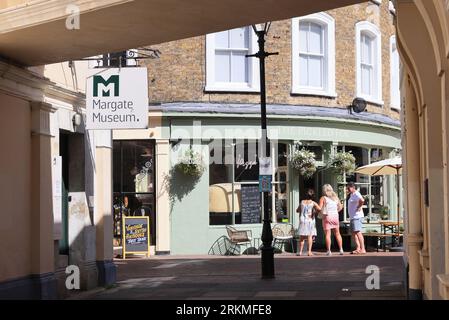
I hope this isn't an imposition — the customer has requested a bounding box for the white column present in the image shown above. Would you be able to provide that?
[30,101,58,299]
[93,130,116,285]
[155,139,171,253]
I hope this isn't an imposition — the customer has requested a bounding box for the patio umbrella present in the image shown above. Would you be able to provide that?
[355,157,402,241]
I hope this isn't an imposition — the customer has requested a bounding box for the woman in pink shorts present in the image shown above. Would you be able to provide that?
[319,184,344,256]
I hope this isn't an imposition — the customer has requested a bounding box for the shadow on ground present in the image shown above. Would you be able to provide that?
[69,253,406,300]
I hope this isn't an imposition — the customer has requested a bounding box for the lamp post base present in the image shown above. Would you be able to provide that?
[261,246,275,279]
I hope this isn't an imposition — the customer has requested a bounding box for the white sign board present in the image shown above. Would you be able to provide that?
[259,157,273,176]
[86,67,149,129]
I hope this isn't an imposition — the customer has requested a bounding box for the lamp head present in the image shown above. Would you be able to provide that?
[252,22,272,35]
[72,113,82,128]
[350,98,367,114]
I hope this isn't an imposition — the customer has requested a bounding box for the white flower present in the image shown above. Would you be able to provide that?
[289,149,317,179]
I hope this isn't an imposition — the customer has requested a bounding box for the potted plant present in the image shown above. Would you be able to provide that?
[379,205,390,220]
[175,148,205,177]
[289,148,317,179]
[328,151,356,175]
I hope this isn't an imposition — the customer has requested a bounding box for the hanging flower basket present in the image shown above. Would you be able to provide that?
[175,148,205,177]
[328,151,356,174]
[289,148,317,179]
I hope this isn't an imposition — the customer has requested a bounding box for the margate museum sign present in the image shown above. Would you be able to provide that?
[86,67,149,129]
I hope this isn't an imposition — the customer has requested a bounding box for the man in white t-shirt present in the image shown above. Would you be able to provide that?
[347,182,366,254]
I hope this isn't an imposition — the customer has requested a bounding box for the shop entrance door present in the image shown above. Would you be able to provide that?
[113,140,156,249]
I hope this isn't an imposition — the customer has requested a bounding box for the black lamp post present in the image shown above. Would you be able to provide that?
[246,22,278,279]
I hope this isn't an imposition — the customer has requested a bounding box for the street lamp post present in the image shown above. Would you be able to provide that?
[246,22,278,279]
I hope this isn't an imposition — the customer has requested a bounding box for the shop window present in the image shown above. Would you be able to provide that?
[337,146,390,222]
[113,140,156,246]
[209,140,290,226]
[272,143,289,223]
[205,27,260,92]
[209,140,261,225]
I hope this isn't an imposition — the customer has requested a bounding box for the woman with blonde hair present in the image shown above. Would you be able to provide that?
[319,184,344,256]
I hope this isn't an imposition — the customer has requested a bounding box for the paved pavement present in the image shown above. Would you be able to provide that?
[70,252,406,300]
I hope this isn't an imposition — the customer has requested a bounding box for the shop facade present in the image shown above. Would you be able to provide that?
[113,103,401,255]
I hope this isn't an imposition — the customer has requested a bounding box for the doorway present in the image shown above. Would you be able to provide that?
[113,140,156,248]
[59,132,69,255]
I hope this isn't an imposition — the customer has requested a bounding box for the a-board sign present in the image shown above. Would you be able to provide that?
[122,216,150,259]
[241,185,261,224]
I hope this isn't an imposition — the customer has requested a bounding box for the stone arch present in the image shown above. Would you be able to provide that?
[433,0,449,60]
[396,0,448,299]
[415,0,449,75]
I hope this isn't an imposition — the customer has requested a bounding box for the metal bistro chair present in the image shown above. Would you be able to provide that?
[226,225,252,255]
[272,223,295,254]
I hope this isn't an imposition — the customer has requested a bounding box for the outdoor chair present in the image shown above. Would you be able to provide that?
[271,223,295,254]
[226,225,252,255]
[208,236,235,256]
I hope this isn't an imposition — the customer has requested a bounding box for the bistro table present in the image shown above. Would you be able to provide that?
[379,220,403,247]
[341,220,403,251]
[380,221,400,233]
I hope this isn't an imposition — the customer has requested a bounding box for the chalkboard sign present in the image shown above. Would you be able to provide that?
[241,185,261,224]
[122,216,150,258]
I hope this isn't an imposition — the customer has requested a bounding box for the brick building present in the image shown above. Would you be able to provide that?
[112,0,402,255]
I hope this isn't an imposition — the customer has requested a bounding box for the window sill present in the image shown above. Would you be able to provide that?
[205,85,260,94]
[356,95,384,107]
[391,106,401,112]
[291,89,337,99]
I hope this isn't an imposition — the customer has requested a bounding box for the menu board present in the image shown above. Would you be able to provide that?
[241,185,261,224]
[122,216,150,258]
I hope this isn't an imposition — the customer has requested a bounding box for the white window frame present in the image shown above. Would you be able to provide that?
[389,1,396,14]
[291,12,336,97]
[356,21,383,105]
[390,35,401,110]
[205,27,260,92]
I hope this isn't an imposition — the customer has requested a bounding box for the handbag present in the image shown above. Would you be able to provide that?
[318,198,328,219]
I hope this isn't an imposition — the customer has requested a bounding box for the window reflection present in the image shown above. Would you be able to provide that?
[208,140,289,225]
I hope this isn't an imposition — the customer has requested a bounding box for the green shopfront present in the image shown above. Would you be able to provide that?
[113,103,402,255]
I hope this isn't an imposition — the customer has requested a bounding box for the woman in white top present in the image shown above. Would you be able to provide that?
[296,188,321,256]
[319,184,344,256]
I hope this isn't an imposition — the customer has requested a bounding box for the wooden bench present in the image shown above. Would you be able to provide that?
[364,232,403,252]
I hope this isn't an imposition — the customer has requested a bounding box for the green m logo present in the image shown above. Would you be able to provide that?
[93,75,119,97]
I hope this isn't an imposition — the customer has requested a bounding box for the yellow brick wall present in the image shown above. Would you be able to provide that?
[144,1,399,120]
